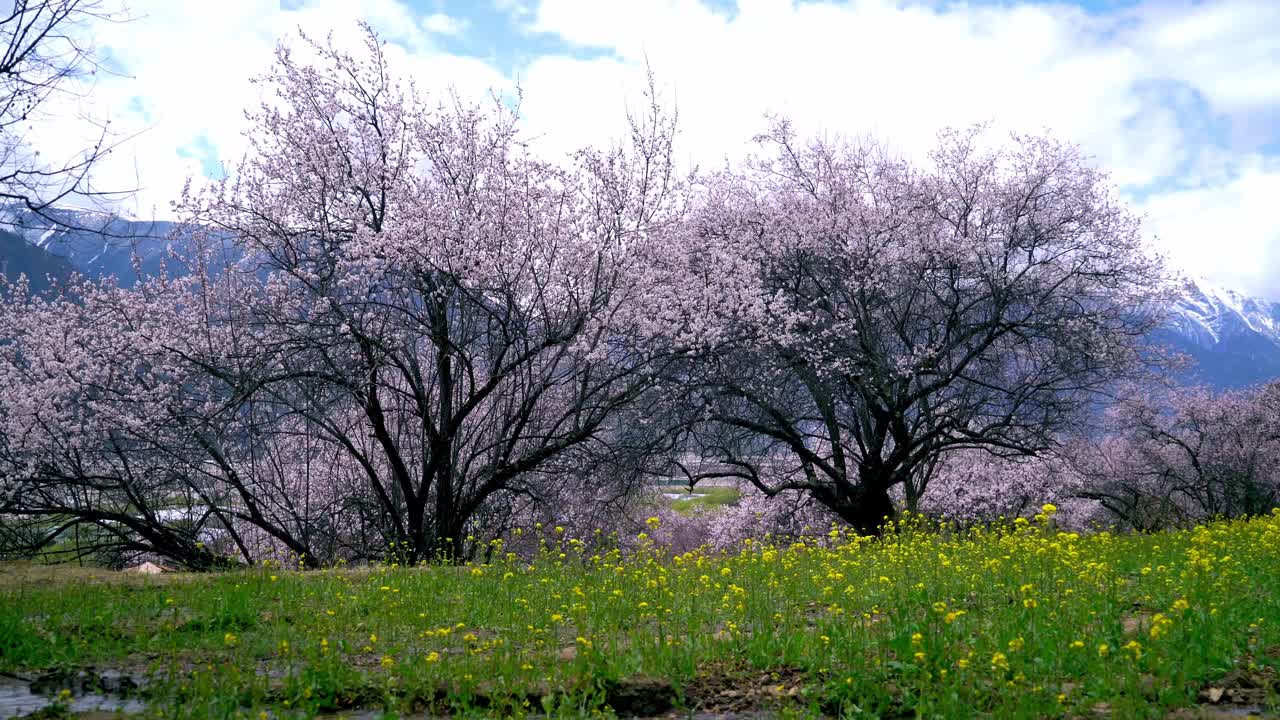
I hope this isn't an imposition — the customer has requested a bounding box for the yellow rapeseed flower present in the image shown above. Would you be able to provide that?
[1149,613,1173,639]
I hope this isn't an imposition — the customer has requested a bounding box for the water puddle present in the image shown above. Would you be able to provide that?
[0,672,146,718]
[661,492,707,500]
[1205,707,1269,718]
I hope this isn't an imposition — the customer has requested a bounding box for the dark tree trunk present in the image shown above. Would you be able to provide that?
[424,514,466,564]
[813,482,897,537]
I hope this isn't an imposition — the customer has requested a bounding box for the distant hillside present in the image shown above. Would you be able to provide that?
[0,227,75,294]
[0,205,182,286]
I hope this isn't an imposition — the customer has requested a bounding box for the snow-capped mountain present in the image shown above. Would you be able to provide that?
[1155,278,1280,388]
[0,204,182,285]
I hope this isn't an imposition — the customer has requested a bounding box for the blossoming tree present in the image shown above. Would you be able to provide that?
[647,120,1167,535]
[1072,383,1280,529]
[172,28,684,563]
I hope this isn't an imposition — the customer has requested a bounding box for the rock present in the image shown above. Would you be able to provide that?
[604,676,676,717]
[122,561,168,574]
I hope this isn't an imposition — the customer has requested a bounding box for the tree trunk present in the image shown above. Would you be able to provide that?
[813,482,897,537]
[424,513,466,564]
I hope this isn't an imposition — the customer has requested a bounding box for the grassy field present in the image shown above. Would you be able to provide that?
[661,486,742,515]
[2,508,1279,719]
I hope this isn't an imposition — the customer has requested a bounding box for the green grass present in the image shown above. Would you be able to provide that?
[1,511,1279,718]
[667,486,741,515]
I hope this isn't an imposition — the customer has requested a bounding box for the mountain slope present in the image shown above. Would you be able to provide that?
[1155,279,1280,388]
[0,228,76,294]
[0,205,241,286]
[0,205,182,286]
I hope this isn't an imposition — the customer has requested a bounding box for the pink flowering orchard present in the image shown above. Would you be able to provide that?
[0,25,1189,567]
[1071,383,1280,530]
[643,120,1168,535]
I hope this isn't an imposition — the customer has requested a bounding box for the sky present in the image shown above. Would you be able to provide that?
[31,0,1280,296]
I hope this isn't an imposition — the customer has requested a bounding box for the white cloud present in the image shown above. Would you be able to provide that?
[515,0,1280,293]
[422,13,468,36]
[1136,0,1280,118]
[21,0,1280,295]
[1136,159,1280,298]
[26,0,488,219]
[492,0,535,22]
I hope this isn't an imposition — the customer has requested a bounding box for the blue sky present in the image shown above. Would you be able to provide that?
[33,0,1280,295]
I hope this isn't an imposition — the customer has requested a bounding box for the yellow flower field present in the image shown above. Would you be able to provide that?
[2,507,1279,718]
